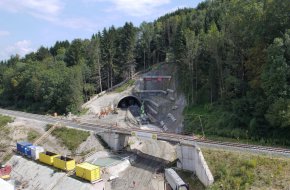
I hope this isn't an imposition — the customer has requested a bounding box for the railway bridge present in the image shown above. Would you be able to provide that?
[0,108,214,186]
[2,108,290,186]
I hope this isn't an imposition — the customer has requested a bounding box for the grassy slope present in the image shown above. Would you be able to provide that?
[0,115,13,128]
[27,130,41,142]
[0,115,13,139]
[202,148,290,190]
[114,79,135,93]
[0,115,13,162]
[50,127,90,153]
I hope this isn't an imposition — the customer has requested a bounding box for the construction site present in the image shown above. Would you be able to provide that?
[1,62,290,190]
[0,63,214,190]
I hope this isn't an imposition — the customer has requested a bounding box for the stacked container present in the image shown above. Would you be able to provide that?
[15,142,103,183]
[53,156,76,171]
[76,163,101,183]
[16,142,32,155]
[28,146,45,160]
[39,151,60,165]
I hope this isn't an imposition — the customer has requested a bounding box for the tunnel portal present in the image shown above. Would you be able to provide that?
[117,95,142,108]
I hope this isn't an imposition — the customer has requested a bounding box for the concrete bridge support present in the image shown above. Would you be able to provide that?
[177,143,214,187]
[99,132,129,151]
[99,132,214,186]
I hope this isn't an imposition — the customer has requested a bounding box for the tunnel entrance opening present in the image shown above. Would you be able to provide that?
[117,96,141,109]
[117,95,149,124]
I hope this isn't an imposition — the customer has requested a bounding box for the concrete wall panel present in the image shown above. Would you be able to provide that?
[177,144,214,187]
[99,132,128,151]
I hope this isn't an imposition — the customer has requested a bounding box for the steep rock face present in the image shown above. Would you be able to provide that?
[133,63,186,133]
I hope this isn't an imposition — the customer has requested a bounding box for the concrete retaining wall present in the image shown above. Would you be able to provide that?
[176,144,214,187]
[195,147,214,187]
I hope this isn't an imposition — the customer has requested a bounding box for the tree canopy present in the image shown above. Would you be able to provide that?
[0,0,289,145]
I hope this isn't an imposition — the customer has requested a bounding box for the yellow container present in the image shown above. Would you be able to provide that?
[53,156,76,171]
[76,163,100,183]
[39,151,60,165]
[1,175,10,180]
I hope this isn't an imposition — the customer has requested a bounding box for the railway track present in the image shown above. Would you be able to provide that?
[1,108,290,156]
[196,138,290,154]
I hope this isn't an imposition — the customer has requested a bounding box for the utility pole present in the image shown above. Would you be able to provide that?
[197,115,205,138]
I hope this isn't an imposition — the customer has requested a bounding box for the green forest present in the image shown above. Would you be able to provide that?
[0,0,289,145]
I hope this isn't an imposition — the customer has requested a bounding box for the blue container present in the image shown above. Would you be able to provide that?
[26,145,35,158]
[16,142,33,155]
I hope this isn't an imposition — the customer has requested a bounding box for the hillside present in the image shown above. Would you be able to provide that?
[0,0,289,146]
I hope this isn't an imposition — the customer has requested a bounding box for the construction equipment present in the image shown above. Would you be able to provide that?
[53,156,76,171]
[0,164,12,180]
[0,122,59,181]
[75,163,101,183]
[39,151,60,166]
[46,149,100,190]
[165,168,188,190]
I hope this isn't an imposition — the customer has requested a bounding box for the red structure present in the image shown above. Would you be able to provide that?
[143,76,171,81]
[0,165,12,179]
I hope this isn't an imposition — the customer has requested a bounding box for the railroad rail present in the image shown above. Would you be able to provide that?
[196,139,290,155]
[1,108,290,157]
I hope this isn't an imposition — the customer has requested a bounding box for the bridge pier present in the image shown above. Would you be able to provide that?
[176,143,214,187]
[99,132,129,151]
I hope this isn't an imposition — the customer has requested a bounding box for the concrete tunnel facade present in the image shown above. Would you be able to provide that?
[116,95,142,108]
